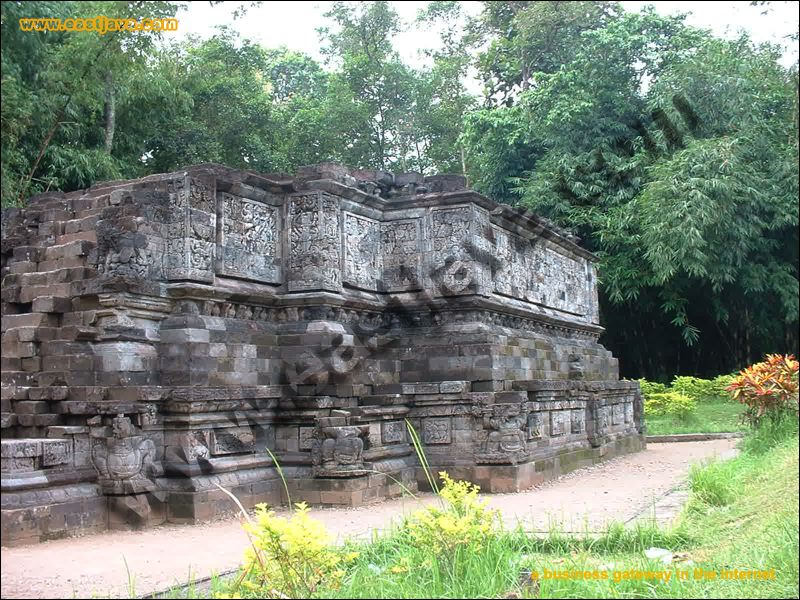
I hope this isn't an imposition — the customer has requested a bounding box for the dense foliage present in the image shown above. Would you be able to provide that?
[1,1,797,378]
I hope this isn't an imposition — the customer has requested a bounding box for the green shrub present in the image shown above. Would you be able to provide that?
[671,375,729,402]
[644,391,697,420]
[641,374,738,404]
[637,378,668,398]
[711,373,736,398]
[402,472,500,576]
[234,502,347,598]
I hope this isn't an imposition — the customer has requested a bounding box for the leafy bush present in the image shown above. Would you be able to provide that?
[726,354,799,427]
[671,375,735,402]
[637,379,668,397]
[236,501,346,598]
[403,472,500,573]
[644,391,697,420]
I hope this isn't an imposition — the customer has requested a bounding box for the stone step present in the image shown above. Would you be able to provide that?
[1,313,58,332]
[19,267,94,287]
[61,214,99,234]
[12,400,49,415]
[37,257,89,272]
[12,246,45,263]
[6,261,38,275]
[31,296,72,314]
[357,394,406,406]
[55,230,97,246]
[42,239,95,261]
[47,425,89,438]
[15,413,62,427]
[19,283,73,304]
[2,327,60,345]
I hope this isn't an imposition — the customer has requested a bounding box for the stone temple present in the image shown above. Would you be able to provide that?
[0,163,644,545]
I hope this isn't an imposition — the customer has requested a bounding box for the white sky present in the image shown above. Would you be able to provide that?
[173,0,799,73]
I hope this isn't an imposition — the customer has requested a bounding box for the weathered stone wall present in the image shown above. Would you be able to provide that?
[1,163,643,545]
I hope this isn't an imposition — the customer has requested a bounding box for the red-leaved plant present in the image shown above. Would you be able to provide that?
[726,354,799,426]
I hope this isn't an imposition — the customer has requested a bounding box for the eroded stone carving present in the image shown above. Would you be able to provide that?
[423,418,451,445]
[381,421,405,444]
[571,409,585,434]
[527,412,543,440]
[568,354,585,380]
[165,175,216,281]
[42,440,72,467]
[479,403,527,463]
[381,219,422,290]
[92,415,162,493]
[208,428,255,455]
[218,193,280,282]
[312,414,370,477]
[344,213,380,290]
[550,411,570,436]
[288,192,341,291]
[431,206,477,295]
[612,404,625,425]
[178,431,210,463]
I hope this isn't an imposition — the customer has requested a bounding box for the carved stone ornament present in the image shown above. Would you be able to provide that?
[312,413,370,477]
[477,403,528,464]
[92,415,163,493]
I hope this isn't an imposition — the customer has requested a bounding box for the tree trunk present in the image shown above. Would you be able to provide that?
[104,70,115,154]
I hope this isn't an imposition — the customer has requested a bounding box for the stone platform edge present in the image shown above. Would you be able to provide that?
[646,432,744,443]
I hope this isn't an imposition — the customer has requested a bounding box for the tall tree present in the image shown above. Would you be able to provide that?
[319,1,413,170]
[484,11,800,377]
[1,0,182,205]
[474,1,620,106]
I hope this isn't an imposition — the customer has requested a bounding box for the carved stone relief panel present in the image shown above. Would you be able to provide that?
[312,423,370,477]
[165,174,216,282]
[527,412,543,440]
[423,418,451,445]
[492,226,514,297]
[208,428,255,455]
[571,409,585,434]
[299,427,315,451]
[550,410,570,436]
[343,213,381,290]
[596,406,610,433]
[612,404,625,426]
[381,421,405,444]
[288,192,342,292]
[430,206,479,296]
[42,440,72,467]
[483,403,527,456]
[217,193,281,283]
[381,219,422,291]
[490,222,593,319]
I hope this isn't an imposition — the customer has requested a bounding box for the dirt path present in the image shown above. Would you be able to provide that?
[0,439,738,599]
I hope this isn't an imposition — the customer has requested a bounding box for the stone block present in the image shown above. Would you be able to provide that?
[31,296,72,314]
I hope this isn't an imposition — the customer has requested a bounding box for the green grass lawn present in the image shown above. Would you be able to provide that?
[197,420,797,599]
[645,398,747,435]
[329,424,798,599]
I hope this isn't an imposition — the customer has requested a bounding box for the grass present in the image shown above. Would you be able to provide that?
[251,419,799,598]
[160,418,797,599]
[645,397,746,435]
[323,420,797,599]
